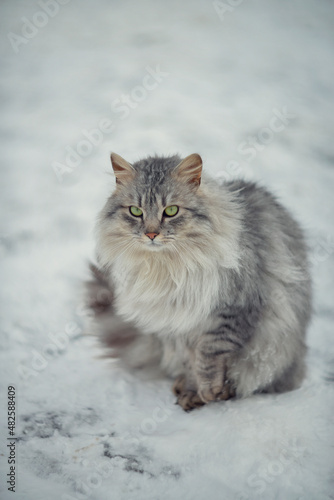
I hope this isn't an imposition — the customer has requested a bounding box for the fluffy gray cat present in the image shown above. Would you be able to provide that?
[86,152,312,411]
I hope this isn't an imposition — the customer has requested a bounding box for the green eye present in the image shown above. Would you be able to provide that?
[164,205,179,217]
[129,206,143,217]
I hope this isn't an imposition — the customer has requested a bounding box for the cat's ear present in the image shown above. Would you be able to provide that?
[110,153,135,186]
[173,153,202,187]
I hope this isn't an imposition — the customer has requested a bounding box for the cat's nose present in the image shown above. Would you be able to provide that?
[145,232,159,240]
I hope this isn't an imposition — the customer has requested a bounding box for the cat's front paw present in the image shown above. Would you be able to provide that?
[176,390,205,412]
[198,381,235,403]
[172,376,205,411]
[172,375,186,396]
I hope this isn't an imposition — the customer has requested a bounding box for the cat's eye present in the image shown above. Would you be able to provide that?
[164,205,179,217]
[129,206,143,217]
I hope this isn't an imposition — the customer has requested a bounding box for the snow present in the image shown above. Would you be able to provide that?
[1,0,334,499]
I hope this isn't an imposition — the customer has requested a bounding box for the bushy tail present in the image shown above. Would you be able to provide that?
[84,263,162,369]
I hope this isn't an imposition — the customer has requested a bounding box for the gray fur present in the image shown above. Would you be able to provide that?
[87,153,312,410]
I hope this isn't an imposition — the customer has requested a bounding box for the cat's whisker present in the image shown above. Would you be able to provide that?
[111,239,138,261]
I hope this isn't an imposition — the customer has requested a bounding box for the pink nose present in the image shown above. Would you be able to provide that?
[146,232,159,240]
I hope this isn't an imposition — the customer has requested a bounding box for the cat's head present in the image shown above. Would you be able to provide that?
[97,152,215,257]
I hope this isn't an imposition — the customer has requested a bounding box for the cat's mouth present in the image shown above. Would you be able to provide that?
[140,235,170,251]
[144,240,164,250]
[137,234,175,251]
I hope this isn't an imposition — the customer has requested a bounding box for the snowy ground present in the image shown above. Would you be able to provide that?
[1,0,334,499]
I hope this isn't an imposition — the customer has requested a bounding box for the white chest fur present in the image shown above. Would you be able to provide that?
[110,254,222,338]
